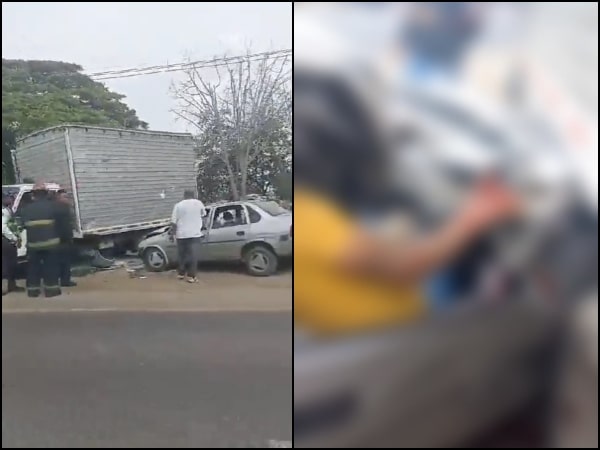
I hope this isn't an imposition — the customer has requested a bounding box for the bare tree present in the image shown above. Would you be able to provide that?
[171,50,291,200]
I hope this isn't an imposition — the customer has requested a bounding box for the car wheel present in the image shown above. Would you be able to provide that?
[143,247,168,272]
[244,245,278,276]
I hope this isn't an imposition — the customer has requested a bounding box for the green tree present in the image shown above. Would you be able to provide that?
[2,127,16,184]
[274,170,292,202]
[171,50,291,200]
[2,59,148,183]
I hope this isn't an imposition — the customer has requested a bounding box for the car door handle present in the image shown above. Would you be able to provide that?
[236,231,245,236]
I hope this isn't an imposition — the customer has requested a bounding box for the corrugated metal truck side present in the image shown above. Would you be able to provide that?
[14,125,197,238]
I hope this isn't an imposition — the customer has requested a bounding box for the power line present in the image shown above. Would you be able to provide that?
[90,49,291,77]
[93,52,291,81]
[89,49,292,81]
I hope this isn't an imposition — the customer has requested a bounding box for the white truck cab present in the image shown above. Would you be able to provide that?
[3,182,63,259]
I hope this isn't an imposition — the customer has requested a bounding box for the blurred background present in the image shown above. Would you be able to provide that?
[294,2,597,448]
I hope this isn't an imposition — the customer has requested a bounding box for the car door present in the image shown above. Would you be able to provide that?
[203,204,250,261]
[196,207,212,262]
[162,207,212,263]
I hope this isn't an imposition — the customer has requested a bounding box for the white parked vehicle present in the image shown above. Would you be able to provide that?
[3,182,63,259]
[138,200,293,276]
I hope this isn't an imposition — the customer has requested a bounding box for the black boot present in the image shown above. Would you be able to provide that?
[61,280,77,287]
[27,287,41,298]
[44,287,62,298]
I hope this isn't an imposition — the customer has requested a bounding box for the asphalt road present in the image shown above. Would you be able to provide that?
[2,311,292,448]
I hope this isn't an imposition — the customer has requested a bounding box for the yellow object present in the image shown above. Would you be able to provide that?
[24,219,55,227]
[294,189,425,336]
[27,237,60,249]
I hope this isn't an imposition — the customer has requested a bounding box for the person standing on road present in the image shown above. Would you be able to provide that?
[170,189,206,283]
[2,194,25,295]
[55,190,77,287]
[20,183,65,298]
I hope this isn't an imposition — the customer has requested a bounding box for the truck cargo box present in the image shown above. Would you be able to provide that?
[13,125,197,237]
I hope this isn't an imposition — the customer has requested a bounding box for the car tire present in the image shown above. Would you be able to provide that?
[143,247,168,272]
[244,245,278,277]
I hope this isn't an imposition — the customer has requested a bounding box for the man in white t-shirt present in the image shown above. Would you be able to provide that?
[170,190,207,283]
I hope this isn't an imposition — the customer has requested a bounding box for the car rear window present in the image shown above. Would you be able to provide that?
[254,201,290,216]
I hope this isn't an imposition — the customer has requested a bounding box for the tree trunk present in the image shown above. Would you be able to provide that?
[240,166,248,199]
[223,156,240,200]
[240,147,251,199]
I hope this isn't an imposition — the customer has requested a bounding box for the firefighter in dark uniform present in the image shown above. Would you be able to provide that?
[20,182,67,298]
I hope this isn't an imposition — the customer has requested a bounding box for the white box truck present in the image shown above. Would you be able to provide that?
[5,125,197,262]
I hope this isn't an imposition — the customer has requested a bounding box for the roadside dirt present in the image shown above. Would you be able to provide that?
[2,268,292,313]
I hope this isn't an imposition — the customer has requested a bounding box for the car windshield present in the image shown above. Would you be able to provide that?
[2,186,20,199]
[254,201,290,216]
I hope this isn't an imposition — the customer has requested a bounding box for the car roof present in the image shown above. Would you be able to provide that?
[206,199,275,208]
[3,183,62,190]
[207,200,243,208]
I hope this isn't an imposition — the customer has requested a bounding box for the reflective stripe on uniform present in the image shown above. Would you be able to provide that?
[25,219,55,227]
[28,238,60,249]
[26,287,41,292]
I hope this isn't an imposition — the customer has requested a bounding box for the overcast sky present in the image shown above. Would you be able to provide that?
[2,2,292,132]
